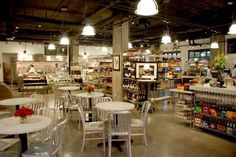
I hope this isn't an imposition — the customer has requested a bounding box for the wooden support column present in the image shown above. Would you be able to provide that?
[112,21,129,101]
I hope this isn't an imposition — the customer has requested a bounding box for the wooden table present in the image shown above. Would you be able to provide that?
[0,115,52,152]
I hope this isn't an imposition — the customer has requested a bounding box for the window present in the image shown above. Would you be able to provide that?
[188,49,210,61]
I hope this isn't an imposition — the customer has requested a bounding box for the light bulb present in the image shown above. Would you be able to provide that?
[48,43,56,50]
[161,34,171,44]
[228,23,236,34]
[210,42,219,49]
[59,36,70,45]
[81,24,96,36]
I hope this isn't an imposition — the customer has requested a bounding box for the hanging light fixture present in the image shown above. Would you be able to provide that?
[135,0,159,16]
[228,2,236,34]
[228,22,236,34]
[102,46,108,52]
[128,42,133,49]
[210,42,219,49]
[81,0,96,36]
[59,7,70,45]
[82,24,96,36]
[161,2,171,44]
[59,36,70,45]
[48,43,56,50]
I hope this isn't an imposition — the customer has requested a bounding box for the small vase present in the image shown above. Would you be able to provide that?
[20,117,28,124]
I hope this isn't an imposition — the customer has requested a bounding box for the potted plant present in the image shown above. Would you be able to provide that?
[213,52,227,71]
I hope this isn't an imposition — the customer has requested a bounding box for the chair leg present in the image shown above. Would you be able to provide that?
[81,133,85,152]
[143,127,147,146]
[57,146,63,157]
[103,131,105,151]
[108,135,112,157]
[129,135,132,157]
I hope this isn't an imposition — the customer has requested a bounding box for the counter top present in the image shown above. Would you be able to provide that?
[189,85,236,95]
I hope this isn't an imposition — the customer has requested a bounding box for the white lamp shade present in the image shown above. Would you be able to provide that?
[228,23,236,34]
[59,36,70,45]
[128,42,133,49]
[48,43,56,50]
[81,25,96,36]
[102,46,108,52]
[135,0,159,16]
[161,34,171,44]
[210,42,219,49]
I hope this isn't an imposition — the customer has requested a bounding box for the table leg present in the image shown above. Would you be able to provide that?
[19,133,28,152]
[88,98,92,122]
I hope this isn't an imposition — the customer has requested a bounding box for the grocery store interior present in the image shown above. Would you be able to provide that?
[0,0,236,157]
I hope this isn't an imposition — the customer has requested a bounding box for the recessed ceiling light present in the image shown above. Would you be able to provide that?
[38,24,42,28]
[15,26,19,29]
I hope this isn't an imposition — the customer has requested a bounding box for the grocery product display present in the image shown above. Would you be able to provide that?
[194,90,236,137]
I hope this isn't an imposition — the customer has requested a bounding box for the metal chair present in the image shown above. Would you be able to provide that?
[77,105,105,152]
[28,108,59,144]
[131,101,151,146]
[27,94,45,115]
[22,118,67,157]
[94,97,112,121]
[108,111,132,157]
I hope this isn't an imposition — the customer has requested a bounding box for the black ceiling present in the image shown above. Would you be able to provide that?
[0,0,235,46]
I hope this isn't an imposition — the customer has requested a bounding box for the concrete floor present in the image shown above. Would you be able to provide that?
[10,91,236,157]
[41,93,236,157]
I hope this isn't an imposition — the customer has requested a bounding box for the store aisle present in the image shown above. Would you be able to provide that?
[44,94,236,157]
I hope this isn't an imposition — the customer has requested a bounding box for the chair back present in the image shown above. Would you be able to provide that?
[93,97,112,105]
[140,101,151,125]
[38,108,58,134]
[28,94,45,115]
[77,105,86,131]
[108,111,132,134]
[51,118,67,156]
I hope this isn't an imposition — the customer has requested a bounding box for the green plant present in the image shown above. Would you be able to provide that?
[213,52,226,71]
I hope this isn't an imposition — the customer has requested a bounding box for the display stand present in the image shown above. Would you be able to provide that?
[170,89,195,128]
[190,86,236,137]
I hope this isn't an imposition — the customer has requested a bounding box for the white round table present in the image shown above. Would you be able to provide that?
[95,101,135,121]
[0,97,37,110]
[96,101,134,111]
[74,92,104,107]
[0,115,52,152]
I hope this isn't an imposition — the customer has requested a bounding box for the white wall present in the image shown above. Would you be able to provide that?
[79,45,113,56]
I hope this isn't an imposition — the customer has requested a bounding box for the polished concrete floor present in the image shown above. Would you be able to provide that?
[42,93,236,157]
[5,89,235,157]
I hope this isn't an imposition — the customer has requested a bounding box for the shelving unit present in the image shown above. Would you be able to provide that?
[19,76,49,93]
[191,86,236,137]
[170,89,195,127]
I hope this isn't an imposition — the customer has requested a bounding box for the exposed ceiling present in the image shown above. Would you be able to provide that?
[0,0,235,46]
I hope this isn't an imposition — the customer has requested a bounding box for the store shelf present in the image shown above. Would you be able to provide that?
[195,112,236,122]
[195,125,236,138]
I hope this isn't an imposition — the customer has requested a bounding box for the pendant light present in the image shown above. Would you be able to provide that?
[128,42,133,49]
[81,0,96,36]
[210,42,219,49]
[59,7,70,45]
[48,32,56,50]
[161,2,171,44]
[60,36,70,45]
[210,35,219,49]
[82,24,96,36]
[48,43,56,50]
[135,0,159,16]
[228,3,236,34]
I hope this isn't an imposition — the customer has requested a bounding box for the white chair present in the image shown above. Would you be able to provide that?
[77,105,105,152]
[0,138,21,157]
[131,101,151,146]
[22,118,67,157]
[108,111,132,157]
[94,97,112,121]
[29,108,59,143]
[27,94,45,115]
